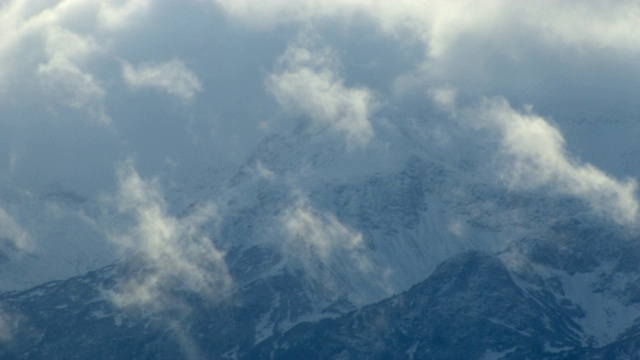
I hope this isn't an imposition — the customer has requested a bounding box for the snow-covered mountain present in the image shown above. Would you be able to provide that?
[1,1,640,359]
[1,114,639,359]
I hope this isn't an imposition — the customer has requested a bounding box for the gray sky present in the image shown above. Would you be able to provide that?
[1,0,640,265]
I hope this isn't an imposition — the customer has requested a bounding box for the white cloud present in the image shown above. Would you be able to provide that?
[0,206,31,252]
[97,0,150,32]
[38,55,110,124]
[278,193,380,303]
[218,1,640,103]
[108,161,232,310]
[213,0,360,29]
[0,2,100,122]
[283,198,364,261]
[280,192,372,276]
[122,59,203,103]
[448,96,640,225]
[253,161,276,180]
[266,36,377,147]
[0,0,154,122]
[36,25,110,123]
[216,1,640,58]
[0,308,27,344]
[447,219,466,238]
[429,85,457,112]
[534,2,640,55]
[218,0,640,225]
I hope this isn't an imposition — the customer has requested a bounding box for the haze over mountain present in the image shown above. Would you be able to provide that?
[0,1,640,359]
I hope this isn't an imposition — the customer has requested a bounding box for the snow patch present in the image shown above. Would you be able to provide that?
[481,347,517,360]
[558,270,640,345]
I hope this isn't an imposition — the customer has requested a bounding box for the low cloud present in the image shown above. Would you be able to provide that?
[278,193,378,303]
[266,35,377,147]
[108,161,232,311]
[0,307,27,345]
[122,60,203,103]
[282,197,365,261]
[439,93,639,226]
[0,206,30,252]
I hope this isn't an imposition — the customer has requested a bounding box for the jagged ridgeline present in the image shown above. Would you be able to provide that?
[1,1,640,359]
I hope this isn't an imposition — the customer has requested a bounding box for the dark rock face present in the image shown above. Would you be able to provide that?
[1,147,640,359]
[0,262,325,359]
[0,247,638,359]
[250,251,583,360]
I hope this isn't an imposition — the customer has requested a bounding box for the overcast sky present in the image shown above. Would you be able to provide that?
[1,0,640,264]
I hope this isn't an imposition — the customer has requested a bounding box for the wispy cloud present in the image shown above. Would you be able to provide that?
[0,0,151,123]
[97,0,150,32]
[38,45,110,124]
[216,1,640,58]
[435,91,640,226]
[266,35,377,147]
[282,196,365,261]
[0,306,27,345]
[122,59,203,103]
[278,192,378,303]
[0,206,30,252]
[218,1,640,104]
[108,161,232,311]
[0,0,152,123]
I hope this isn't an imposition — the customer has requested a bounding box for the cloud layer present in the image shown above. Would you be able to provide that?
[219,1,640,106]
[216,1,640,59]
[0,0,638,298]
[0,0,151,123]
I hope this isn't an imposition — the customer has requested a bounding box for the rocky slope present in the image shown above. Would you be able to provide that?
[0,119,639,359]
